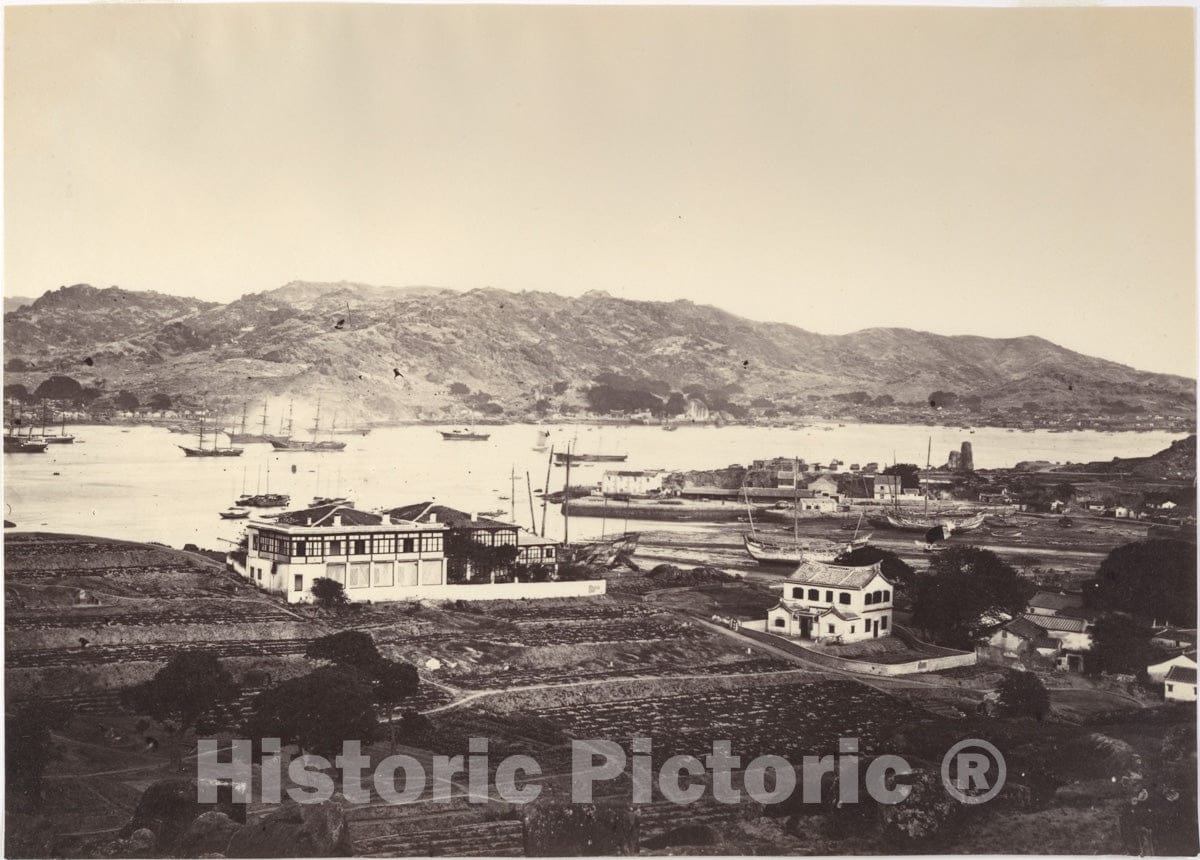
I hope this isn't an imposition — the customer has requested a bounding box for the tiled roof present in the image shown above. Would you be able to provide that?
[386,502,515,530]
[1027,591,1083,613]
[1002,617,1048,642]
[785,559,886,590]
[1152,627,1198,645]
[1165,666,1197,686]
[1024,613,1088,634]
[272,504,382,527]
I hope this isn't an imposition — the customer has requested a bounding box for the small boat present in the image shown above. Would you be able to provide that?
[661,423,678,432]
[219,507,250,520]
[743,533,872,566]
[441,428,491,441]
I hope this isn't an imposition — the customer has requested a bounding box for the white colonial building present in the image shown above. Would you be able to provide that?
[601,469,666,497]
[766,559,894,643]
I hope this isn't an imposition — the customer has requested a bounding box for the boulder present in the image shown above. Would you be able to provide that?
[523,802,638,856]
[120,778,246,854]
[126,828,158,858]
[176,811,243,858]
[225,797,352,858]
[875,769,962,848]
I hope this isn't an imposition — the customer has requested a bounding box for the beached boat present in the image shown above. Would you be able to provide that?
[440,428,491,441]
[882,511,987,532]
[743,533,872,566]
[564,532,640,567]
[219,507,250,520]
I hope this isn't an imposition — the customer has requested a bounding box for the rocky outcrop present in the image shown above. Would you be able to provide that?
[225,797,353,858]
[118,778,245,856]
[176,811,243,858]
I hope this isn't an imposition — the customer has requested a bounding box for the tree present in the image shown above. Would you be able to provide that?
[114,390,140,411]
[305,630,382,671]
[1092,540,1196,628]
[5,358,32,372]
[148,393,173,411]
[910,547,1034,649]
[448,382,470,396]
[121,653,238,770]
[243,667,379,759]
[310,577,349,609]
[552,381,569,395]
[1087,616,1156,679]
[928,390,959,408]
[996,670,1050,720]
[833,546,916,589]
[32,375,83,402]
[665,392,688,416]
[883,463,921,490]
[3,383,29,403]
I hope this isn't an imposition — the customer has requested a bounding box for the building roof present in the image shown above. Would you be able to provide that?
[872,475,902,487]
[517,530,561,547]
[271,504,382,527]
[1152,627,1198,645]
[1165,666,1197,686]
[1002,617,1050,642]
[1024,613,1088,634]
[386,502,515,530]
[785,559,886,590]
[1027,590,1084,613]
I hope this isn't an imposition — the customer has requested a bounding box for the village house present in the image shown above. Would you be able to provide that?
[601,469,666,497]
[979,617,1060,666]
[805,476,840,498]
[766,559,893,643]
[871,475,902,501]
[1026,590,1085,617]
[1147,651,1197,685]
[1151,627,1198,651]
[1164,666,1197,702]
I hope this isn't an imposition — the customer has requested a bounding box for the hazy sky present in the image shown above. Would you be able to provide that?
[5,4,1196,377]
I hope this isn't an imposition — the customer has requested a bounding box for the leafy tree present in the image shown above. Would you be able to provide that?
[834,546,916,589]
[6,700,71,811]
[996,670,1050,720]
[928,390,959,408]
[242,666,378,759]
[33,375,83,402]
[910,547,1034,649]
[148,393,173,411]
[3,383,29,403]
[584,384,664,415]
[883,463,921,490]
[665,392,688,416]
[1092,540,1196,627]
[1086,616,1156,679]
[114,390,140,411]
[373,660,420,745]
[532,398,553,415]
[305,630,382,671]
[121,653,238,770]
[4,358,32,372]
[873,394,895,406]
[448,382,470,396]
[552,381,569,395]
[310,576,349,609]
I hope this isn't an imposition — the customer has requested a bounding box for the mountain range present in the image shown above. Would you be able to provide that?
[3,281,1194,423]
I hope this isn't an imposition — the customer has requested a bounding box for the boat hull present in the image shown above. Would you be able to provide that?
[743,533,872,565]
[882,511,987,532]
[553,452,628,465]
[179,446,244,457]
[440,432,490,441]
[270,440,348,451]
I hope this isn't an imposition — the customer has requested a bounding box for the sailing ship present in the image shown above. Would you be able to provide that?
[3,426,47,453]
[179,417,244,457]
[228,402,287,445]
[39,402,75,444]
[270,399,347,452]
[440,428,491,441]
[553,451,627,465]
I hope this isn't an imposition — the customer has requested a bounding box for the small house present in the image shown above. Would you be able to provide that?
[766,559,893,644]
[1164,666,1197,702]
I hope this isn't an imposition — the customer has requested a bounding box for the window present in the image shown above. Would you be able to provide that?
[401,537,416,554]
[881,590,890,602]
[807,588,819,600]
[825,590,833,602]
[839,593,851,605]
[792,587,803,599]
[329,539,343,556]
[352,539,367,555]
[293,540,307,557]
[325,563,346,584]
[773,618,785,628]
[1167,684,1174,693]
[828,624,835,634]
[373,562,394,587]
[544,547,555,559]
[850,626,855,634]
[293,574,303,592]
[420,532,443,553]
[372,534,396,555]
[865,593,874,605]
[348,562,370,588]
[881,616,888,629]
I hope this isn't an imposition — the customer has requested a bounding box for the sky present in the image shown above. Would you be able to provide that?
[4,4,1196,377]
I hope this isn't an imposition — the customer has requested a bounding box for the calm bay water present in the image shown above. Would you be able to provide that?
[3,422,1183,551]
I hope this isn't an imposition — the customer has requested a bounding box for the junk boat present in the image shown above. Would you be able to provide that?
[873,510,987,532]
[743,533,872,565]
[237,493,290,508]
